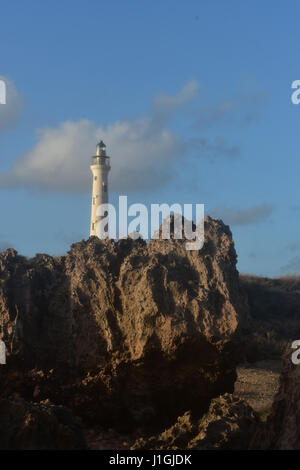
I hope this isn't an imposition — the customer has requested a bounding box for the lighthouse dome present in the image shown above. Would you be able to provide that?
[96,140,107,156]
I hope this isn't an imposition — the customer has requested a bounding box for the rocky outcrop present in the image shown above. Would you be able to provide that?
[0,398,86,450]
[251,348,300,450]
[132,394,258,450]
[0,216,249,431]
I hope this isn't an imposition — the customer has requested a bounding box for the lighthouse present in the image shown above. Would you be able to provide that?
[90,140,111,236]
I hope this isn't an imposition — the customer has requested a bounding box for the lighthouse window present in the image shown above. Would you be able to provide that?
[93,198,95,205]
[94,176,97,181]
[103,183,107,192]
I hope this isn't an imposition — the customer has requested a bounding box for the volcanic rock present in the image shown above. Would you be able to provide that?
[0,216,249,431]
[132,393,258,450]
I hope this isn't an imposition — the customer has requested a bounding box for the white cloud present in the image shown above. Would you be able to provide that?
[152,80,199,117]
[0,82,198,193]
[0,80,246,194]
[0,117,186,193]
[0,76,22,131]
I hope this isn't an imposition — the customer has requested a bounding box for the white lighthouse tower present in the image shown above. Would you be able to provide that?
[90,140,111,236]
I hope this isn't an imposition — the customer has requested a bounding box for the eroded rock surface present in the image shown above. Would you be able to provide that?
[0,217,248,432]
[132,394,258,450]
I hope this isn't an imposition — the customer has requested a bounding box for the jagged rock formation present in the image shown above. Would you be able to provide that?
[132,394,258,450]
[0,398,86,450]
[0,216,249,433]
[251,348,300,450]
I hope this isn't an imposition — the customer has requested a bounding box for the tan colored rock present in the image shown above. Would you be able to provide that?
[0,217,249,431]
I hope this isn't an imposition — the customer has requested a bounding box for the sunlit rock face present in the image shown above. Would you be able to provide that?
[0,217,249,431]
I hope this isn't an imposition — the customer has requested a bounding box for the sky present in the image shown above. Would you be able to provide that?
[0,0,300,277]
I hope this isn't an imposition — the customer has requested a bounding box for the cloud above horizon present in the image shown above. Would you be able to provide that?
[0,77,22,132]
[0,117,187,193]
[152,80,199,117]
[210,204,274,226]
[0,82,199,193]
[0,80,260,194]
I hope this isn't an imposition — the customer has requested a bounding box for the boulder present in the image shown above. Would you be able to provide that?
[0,216,249,431]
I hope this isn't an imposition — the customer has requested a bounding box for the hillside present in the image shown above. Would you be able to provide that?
[240,274,300,361]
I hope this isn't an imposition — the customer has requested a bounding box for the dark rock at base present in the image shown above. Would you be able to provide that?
[132,393,258,450]
[251,347,300,450]
[0,398,86,450]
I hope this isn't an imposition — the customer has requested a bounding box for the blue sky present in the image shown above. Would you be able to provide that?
[0,0,300,277]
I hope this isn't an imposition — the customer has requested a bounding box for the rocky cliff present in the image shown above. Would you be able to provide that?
[251,347,300,449]
[0,216,249,446]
